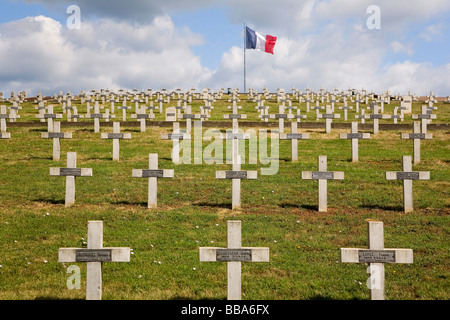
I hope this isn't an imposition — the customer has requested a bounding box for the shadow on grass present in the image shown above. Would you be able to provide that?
[33,198,65,205]
[280,203,318,211]
[360,204,404,212]
[193,202,232,209]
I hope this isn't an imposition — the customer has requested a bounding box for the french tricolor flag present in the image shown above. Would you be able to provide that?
[245,26,277,54]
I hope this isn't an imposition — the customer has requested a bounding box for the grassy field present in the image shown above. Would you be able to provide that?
[0,94,448,300]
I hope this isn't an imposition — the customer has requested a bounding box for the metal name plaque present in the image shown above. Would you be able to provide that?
[396,172,420,180]
[167,133,185,140]
[275,114,288,119]
[90,114,103,118]
[59,168,82,176]
[142,169,164,178]
[312,171,334,180]
[370,114,383,119]
[286,133,304,139]
[216,249,252,262]
[182,114,196,119]
[226,133,244,140]
[228,114,242,119]
[418,114,431,119]
[358,250,396,263]
[322,114,335,119]
[166,113,176,117]
[108,133,124,139]
[409,133,425,139]
[44,114,57,119]
[225,171,248,179]
[136,114,149,119]
[48,133,65,139]
[75,249,112,262]
[346,133,363,139]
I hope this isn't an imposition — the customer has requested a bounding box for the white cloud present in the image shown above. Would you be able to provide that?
[390,41,414,56]
[0,15,211,95]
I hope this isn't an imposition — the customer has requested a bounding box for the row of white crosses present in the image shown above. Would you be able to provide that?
[50,151,173,208]
[58,218,413,300]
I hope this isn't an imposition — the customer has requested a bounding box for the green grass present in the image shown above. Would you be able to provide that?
[0,95,448,300]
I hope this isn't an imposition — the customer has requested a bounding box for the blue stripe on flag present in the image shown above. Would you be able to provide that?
[245,26,257,49]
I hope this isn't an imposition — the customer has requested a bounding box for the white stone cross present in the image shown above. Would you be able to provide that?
[340,220,413,300]
[50,152,93,207]
[412,105,436,133]
[339,122,370,162]
[36,105,61,132]
[41,121,72,161]
[318,105,340,133]
[401,121,432,164]
[338,105,353,121]
[199,220,269,300]
[302,155,344,212]
[161,122,191,164]
[132,153,174,208]
[131,108,155,132]
[58,220,130,300]
[216,128,257,209]
[0,105,18,134]
[101,122,131,161]
[88,103,115,133]
[364,103,389,134]
[181,104,202,133]
[267,105,294,134]
[385,155,430,213]
[279,121,310,162]
[118,104,131,121]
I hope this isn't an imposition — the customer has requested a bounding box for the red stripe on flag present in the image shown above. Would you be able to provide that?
[265,35,277,54]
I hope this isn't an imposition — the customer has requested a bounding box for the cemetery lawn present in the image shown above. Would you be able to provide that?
[0,97,448,300]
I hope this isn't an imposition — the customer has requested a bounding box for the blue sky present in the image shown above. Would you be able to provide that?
[0,0,449,96]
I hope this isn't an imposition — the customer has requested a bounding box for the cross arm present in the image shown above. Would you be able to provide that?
[50,167,93,177]
[385,171,430,180]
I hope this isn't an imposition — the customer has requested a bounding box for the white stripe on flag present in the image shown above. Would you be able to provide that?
[255,31,267,52]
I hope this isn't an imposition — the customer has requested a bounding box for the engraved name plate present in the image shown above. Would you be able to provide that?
[396,172,420,180]
[108,133,124,139]
[312,171,334,180]
[59,168,82,176]
[141,169,164,178]
[358,250,396,263]
[75,249,112,262]
[322,114,335,119]
[228,114,242,119]
[225,171,248,179]
[275,114,288,119]
[216,249,252,262]
[409,133,425,139]
[346,133,363,139]
[167,133,185,140]
[286,133,304,139]
[370,114,383,119]
[90,114,103,119]
[48,133,66,139]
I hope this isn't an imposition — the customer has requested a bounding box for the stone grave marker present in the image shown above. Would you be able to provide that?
[302,155,344,212]
[318,105,340,133]
[339,122,370,162]
[401,121,432,164]
[412,105,436,133]
[385,155,430,213]
[279,121,309,162]
[131,108,155,132]
[132,153,174,208]
[41,121,72,161]
[101,122,131,161]
[340,220,413,300]
[36,105,61,132]
[58,221,130,300]
[216,134,257,209]
[364,103,389,134]
[50,152,93,207]
[401,95,412,113]
[161,122,190,164]
[199,220,269,300]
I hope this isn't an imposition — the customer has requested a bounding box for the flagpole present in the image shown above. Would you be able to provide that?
[243,21,246,94]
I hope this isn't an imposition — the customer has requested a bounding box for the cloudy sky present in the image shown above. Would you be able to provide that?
[0,0,449,96]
